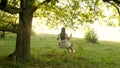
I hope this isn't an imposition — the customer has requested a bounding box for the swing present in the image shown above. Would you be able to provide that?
[57,32,73,48]
[57,27,75,53]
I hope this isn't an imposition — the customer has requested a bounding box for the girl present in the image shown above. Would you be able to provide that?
[57,27,75,53]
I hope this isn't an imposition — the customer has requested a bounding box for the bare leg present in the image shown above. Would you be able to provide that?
[67,48,70,52]
[71,43,73,47]
[66,47,73,53]
[66,43,74,53]
[69,47,73,52]
[58,42,60,46]
[69,43,76,53]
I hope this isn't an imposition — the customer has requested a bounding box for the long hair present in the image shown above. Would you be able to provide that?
[60,27,66,40]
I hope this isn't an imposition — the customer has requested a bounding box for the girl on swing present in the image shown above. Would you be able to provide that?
[57,27,75,53]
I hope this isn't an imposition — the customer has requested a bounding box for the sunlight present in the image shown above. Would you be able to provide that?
[31,1,120,42]
[32,17,120,42]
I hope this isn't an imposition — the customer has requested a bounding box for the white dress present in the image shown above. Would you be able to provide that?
[58,34,72,48]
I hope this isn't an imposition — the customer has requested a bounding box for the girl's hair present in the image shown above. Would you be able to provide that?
[60,27,66,40]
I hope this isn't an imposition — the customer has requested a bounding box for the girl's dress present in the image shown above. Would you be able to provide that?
[58,34,72,48]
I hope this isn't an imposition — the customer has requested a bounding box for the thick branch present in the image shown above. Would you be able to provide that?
[113,0,120,4]
[24,0,52,15]
[0,28,17,33]
[0,5,21,14]
[0,19,18,33]
[24,6,37,15]
[0,19,13,24]
[108,2,120,15]
[0,19,18,28]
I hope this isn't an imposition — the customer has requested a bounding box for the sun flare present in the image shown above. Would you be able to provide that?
[32,17,120,42]
[32,1,120,42]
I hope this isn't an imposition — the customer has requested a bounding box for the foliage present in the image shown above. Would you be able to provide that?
[84,28,98,43]
[1,0,120,31]
[33,0,120,31]
[0,0,120,62]
[0,11,18,28]
[8,0,20,7]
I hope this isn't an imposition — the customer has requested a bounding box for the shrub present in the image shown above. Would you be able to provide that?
[84,28,98,43]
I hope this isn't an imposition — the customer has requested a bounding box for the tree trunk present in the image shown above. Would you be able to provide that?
[14,6,37,61]
[1,31,5,38]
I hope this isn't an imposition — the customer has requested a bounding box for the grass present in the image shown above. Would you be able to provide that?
[0,33,120,68]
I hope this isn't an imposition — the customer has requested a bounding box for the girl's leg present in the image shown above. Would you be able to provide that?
[66,47,73,53]
[69,47,73,52]
[58,42,61,47]
[58,42,60,46]
[67,43,75,53]
[69,43,75,53]
[69,43,74,53]
[71,43,73,47]
[67,48,70,52]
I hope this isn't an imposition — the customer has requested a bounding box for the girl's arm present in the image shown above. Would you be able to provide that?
[67,34,72,40]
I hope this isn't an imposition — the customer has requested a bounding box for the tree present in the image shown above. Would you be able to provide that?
[0,0,119,62]
[0,0,53,61]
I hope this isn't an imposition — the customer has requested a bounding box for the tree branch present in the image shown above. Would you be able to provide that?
[0,5,21,14]
[0,28,17,33]
[108,2,120,15]
[25,6,37,15]
[102,0,120,15]
[113,0,120,4]
[94,0,99,11]
[0,19,18,30]
[0,19,12,24]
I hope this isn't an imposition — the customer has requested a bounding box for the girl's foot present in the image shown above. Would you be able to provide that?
[72,50,75,53]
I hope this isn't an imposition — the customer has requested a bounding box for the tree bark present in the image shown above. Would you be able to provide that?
[0,28,17,33]
[14,6,37,61]
[0,4,21,14]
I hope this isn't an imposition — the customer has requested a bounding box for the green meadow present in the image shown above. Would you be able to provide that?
[0,33,120,68]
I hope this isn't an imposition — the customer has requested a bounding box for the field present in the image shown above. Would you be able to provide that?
[0,33,120,68]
